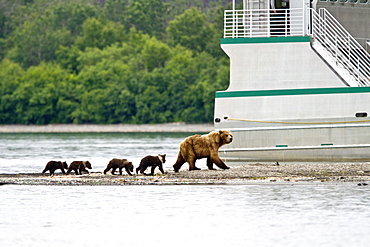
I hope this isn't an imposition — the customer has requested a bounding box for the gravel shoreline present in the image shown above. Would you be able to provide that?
[1,163,370,185]
[1,124,370,185]
[0,123,214,133]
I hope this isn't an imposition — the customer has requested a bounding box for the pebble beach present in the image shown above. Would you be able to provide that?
[1,123,370,185]
[1,162,370,186]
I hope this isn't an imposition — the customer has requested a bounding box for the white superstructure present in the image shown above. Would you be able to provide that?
[214,0,370,163]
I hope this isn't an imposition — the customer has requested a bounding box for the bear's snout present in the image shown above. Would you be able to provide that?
[226,134,233,143]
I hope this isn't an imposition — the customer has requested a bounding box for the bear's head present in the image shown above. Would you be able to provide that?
[84,161,92,169]
[218,130,233,144]
[62,161,68,169]
[126,162,134,172]
[158,154,166,164]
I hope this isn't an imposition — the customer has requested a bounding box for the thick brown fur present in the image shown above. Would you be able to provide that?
[66,161,92,175]
[173,130,233,172]
[104,159,134,175]
[136,154,166,175]
[42,161,68,176]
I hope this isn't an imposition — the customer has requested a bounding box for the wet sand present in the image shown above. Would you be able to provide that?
[1,163,370,185]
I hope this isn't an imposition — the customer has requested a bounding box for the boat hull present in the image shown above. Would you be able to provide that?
[218,124,370,163]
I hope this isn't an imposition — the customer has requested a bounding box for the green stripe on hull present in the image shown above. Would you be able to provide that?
[215,87,370,98]
[220,36,310,44]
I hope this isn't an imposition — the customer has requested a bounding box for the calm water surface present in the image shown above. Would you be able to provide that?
[0,132,206,174]
[1,133,370,247]
[1,184,370,247]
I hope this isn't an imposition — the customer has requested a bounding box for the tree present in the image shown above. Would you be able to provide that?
[12,62,77,124]
[141,37,171,72]
[166,7,215,53]
[0,0,231,125]
[102,0,128,24]
[134,86,171,123]
[6,19,73,67]
[56,45,81,73]
[51,1,99,35]
[124,0,166,38]
[0,59,24,123]
[76,48,133,91]
[75,18,127,50]
[162,46,199,121]
[69,84,136,124]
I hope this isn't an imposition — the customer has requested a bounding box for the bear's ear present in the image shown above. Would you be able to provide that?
[214,131,222,143]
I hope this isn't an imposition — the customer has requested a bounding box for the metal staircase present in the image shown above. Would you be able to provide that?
[311,8,370,87]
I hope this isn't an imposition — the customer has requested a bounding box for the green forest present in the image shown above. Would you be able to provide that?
[0,0,233,125]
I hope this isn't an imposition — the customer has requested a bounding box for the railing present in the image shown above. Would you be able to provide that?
[224,8,306,38]
[311,9,370,86]
[223,7,370,87]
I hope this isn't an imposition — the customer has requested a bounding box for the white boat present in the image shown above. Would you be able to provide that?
[214,0,370,163]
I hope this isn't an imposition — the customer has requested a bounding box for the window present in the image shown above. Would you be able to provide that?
[355,112,368,118]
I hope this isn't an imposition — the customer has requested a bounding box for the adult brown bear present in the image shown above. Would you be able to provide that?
[42,161,68,176]
[136,154,166,175]
[66,161,92,175]
[104,159,134,175]
[173,130,233,172]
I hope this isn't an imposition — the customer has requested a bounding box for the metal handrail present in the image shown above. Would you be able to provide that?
[224,8,305,38]
[223,7,370,87]
[311,8,370,86]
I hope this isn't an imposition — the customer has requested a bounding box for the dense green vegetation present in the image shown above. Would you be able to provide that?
[0,0,232,124]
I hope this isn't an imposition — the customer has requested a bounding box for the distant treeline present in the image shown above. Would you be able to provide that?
[0,0,233,124]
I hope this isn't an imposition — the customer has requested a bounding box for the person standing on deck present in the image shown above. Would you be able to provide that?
[270,0,290,36]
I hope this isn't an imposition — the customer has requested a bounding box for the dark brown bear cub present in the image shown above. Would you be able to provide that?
[66,161,92,175]
[136,154,166,175]
[104,159,134,175]
[42,161,68,176]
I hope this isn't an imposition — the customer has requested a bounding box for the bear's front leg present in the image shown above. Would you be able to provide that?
[42,168,48,175]
[125,167,133,176]
[173,153,185,172]
[135,166,140,174]
[158,164,165,174]
[210,152,229,170]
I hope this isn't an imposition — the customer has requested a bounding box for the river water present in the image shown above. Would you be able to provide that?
[1,133,370,247]
[0,132,205,174]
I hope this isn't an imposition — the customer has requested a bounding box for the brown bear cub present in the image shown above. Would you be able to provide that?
[136,154,166,175]
[42,161,68,176]
[173,130,233,172]
[66,161,92,175]
[104,159,134,175]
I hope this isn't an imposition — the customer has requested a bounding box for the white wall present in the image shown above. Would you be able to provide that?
[221,41,345,91]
